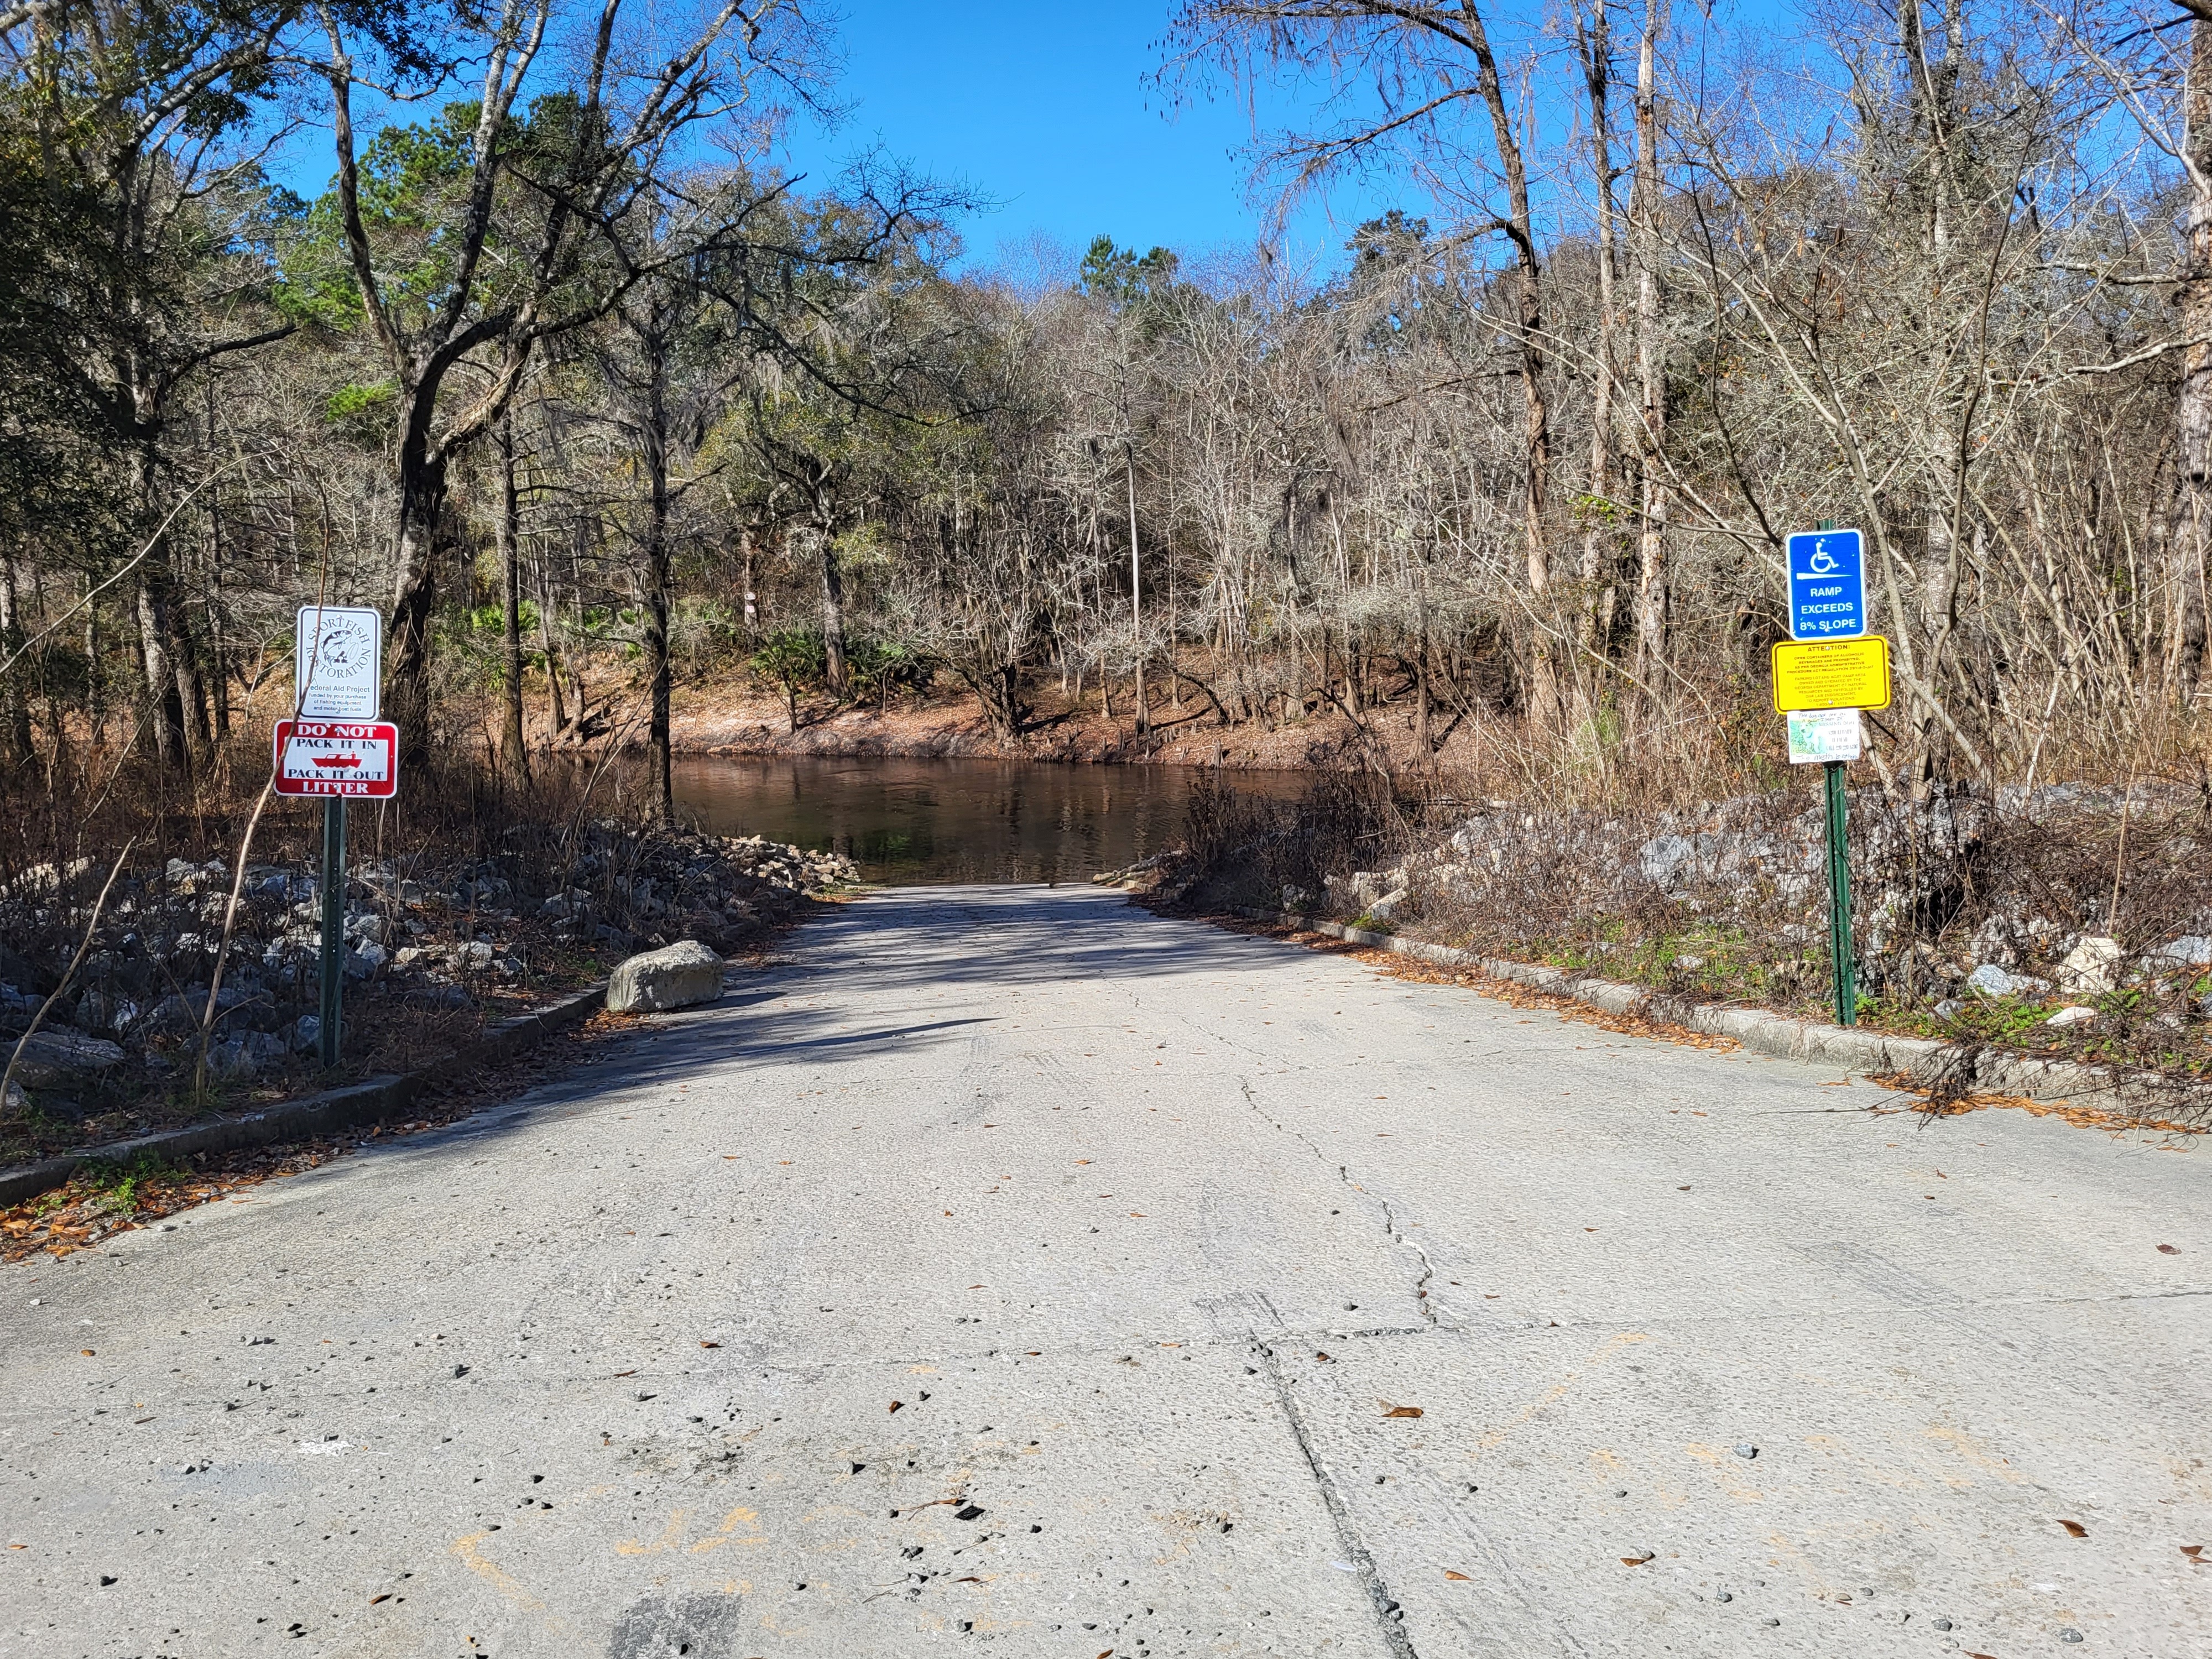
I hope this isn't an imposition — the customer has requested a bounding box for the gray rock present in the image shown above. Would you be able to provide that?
[11,1030,126,1087]
[288,1015,321,1055]
[607,940,726,1014]
[1931,1619,1952,1631]
[2057,936,2122,993]
[2058,1630,2083,1644]
[2044,1005,2097,1029]
[2150,933,2212,967]
[1966,963,2050,998]
[201,1032,276,1080]
[1933,998,1964,1021]
[1733,1443,1757,1459]
[1364,889,1408,924]
[1639,833,1696,888]
[342,942,387,980]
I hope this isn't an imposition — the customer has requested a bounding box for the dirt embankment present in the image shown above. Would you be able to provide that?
[668,679,1450,771]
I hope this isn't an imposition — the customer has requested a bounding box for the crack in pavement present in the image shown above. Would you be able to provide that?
[1255,1339,1422,1659]
[1239,1074,1441,1331]
[1379,1198,1439,1327]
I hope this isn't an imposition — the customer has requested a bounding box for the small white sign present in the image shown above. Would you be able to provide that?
[294,605,382,721]
[1788,706,1861,765]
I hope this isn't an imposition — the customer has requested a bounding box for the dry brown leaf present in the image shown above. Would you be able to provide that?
[1443,1570,1471,1582]
[1383,1404,1424,1419]
[2158,1243,2180,1254]
[888,1400,904,1413]
[700,1341,719,1349]
[2058,1519,2088,1538]
[2181,1544,2204,1559]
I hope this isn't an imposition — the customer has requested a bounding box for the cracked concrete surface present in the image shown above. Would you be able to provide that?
[3,885,2208,1657]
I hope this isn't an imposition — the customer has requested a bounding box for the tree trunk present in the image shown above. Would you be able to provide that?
[1578,0,1623,667]
[641,358,674,820]
[384,432,448,765]
[1127,448,1148,734]
[1415,628,1433,757]
[0,548,32,765]
[538,540,569,740]
[173,601,211,763]
[1462,1,1558,714]
[127,438,187,771]
[738,521,760,645]
[2177,18,2212,704]
[817,515,848,697]
[495,414,529,779]
[1629,0,1672,711]
[134,581,186,771]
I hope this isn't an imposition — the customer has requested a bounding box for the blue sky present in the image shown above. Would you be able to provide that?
[773,1,1417,278]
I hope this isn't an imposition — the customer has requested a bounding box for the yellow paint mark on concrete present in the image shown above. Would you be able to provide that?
[449,1532,545,1610]
[1803,1433,1926,1493]
[687,1507,765,1553]
[1685,1443,1764,1502]
[1924,1424,2025,1485]
[617,1509,691,1557]
[1473,1333,1649,1455]
[1764,1531,1840,1600]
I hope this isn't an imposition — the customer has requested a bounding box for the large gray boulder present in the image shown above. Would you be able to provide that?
[607,940,726,1014]
[12,1029,127,1087]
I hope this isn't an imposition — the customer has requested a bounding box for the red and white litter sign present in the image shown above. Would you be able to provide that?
[273,720,400,798]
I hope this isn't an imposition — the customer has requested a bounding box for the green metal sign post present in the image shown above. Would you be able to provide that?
[1823,760,1855,1026]
[1806,518,1857,1028]
[319,797,345,1067]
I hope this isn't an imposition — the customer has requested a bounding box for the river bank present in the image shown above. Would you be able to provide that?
[667,679,1451,770]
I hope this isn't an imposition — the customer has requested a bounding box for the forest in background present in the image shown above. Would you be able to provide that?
[5,0,2211,841]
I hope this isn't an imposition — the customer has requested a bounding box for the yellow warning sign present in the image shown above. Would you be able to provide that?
[1771,636,1891,712]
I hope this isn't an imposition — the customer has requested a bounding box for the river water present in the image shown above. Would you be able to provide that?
[671,755,1308,885]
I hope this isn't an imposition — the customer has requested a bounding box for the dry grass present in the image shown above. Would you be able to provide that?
[1179,754,2212,1098]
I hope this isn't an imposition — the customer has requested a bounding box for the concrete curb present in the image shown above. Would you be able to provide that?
[1244,909,2196,1119]
[0,982,608,1209]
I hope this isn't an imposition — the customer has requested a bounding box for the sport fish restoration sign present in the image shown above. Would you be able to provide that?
[273,720,400,798]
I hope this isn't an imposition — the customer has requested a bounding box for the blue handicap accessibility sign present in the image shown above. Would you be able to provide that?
[1787,528,1866,640]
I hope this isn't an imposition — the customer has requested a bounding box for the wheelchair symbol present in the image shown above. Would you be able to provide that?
[1806,542,1841,574]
